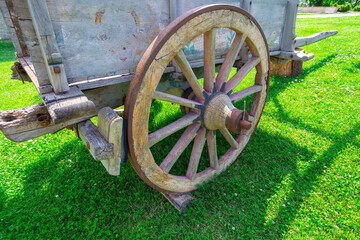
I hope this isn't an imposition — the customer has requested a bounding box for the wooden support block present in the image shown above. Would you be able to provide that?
[270,49,306,77]
[47,96,96,124]
[77,107,126,176]
[162,192,194,213]
[270,58,292,77]
[98,107,126,176]
[78,120,114,161]
[42,86,96,124]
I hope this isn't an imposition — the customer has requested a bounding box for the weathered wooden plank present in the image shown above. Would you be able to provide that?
[294,31,338,48]
[148,112,199,147]
[98,107,126,175]
[47,95,96,124]
[159,123,200,173]
[0,103,95,142]
[207,130,219,172]
[162,192,194,213]
[0,8,10,39]
[280,0,298,52]
[186,128,206,181]
[224,56,260,94]
[152,91,201,109]
[27,0,69,93]
[41,86,83,104]
[276,51,314,61]
[78,120,114,161]
[17,57,53,94]
[216,33,246,90]
[203,28,216,93]
[174,51,205,100]
[230,85,262,103]
[8,0,50,86]
[219,128,238,149]
[2,0,29,55]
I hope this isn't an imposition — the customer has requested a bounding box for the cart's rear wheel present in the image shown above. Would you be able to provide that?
[125,4,269,193]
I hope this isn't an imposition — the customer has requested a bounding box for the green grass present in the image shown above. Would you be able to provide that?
[0,16,359,239]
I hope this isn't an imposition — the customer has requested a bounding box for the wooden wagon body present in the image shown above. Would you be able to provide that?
[0,0,336,210]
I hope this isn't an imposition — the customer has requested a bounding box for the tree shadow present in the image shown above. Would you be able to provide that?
[0,53,355,238]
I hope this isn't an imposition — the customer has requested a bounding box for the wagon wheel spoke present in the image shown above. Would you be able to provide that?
[203,28,216,93]
[219,128,239,149]
[186,128,207,180]
[127,6,270,193]
[229,85,263,103]
[207,130,219,171]
[216,33,247,91]
[224,56,261,94]
[174,50,205,100]
[152,91,202,110]
[160,123,201,173]
[148,112,199,147]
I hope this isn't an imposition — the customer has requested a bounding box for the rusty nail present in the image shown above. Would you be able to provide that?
[53,66,61,73]
[86,142,90,150]
[37,114,51,127]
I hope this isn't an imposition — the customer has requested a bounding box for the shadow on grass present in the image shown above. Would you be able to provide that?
[1,54,356,238]
[0,136,163,237]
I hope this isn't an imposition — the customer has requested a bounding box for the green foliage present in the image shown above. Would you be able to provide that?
[303,0,359,7]
[323,0,348,6]
[337,2,353,11]
[0,16,360,239]
[353,4,360,10]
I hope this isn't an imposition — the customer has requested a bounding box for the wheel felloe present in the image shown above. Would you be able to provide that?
[126,4,270,193]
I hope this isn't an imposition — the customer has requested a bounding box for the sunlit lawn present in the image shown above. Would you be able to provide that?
[0,16,359,239]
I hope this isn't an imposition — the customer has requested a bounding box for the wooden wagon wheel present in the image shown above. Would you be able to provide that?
[125,4,269,193]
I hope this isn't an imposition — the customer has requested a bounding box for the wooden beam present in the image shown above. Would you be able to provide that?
[27,0,69,93]
[78,120,114,161]
[294,31,338,48]
[0,103,95,142]
[98,107,126,175]
[281,0,299,52]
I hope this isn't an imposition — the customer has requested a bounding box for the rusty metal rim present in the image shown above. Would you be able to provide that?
[125,4,270,193]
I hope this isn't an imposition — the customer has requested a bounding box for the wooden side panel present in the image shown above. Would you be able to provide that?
[6,0,50,86]
[46,0,170,83]
[0,0,26,55]
[4,0,289,88]
[0,6,10,39]
[172,0,242,62]
[250,0,287,52]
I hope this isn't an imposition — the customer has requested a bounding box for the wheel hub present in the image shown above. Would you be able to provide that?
[202,93,251,133]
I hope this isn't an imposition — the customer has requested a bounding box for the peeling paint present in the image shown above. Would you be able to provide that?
[120,57,127,62]
[95,10,105,25]
[131,10,142,26]
[133,49,143,62]
[147,4,152,11]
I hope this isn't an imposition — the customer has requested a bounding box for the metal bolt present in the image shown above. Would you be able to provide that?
[53,66,61,73]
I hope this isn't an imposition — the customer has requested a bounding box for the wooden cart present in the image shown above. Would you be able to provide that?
[0,0,336,211]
